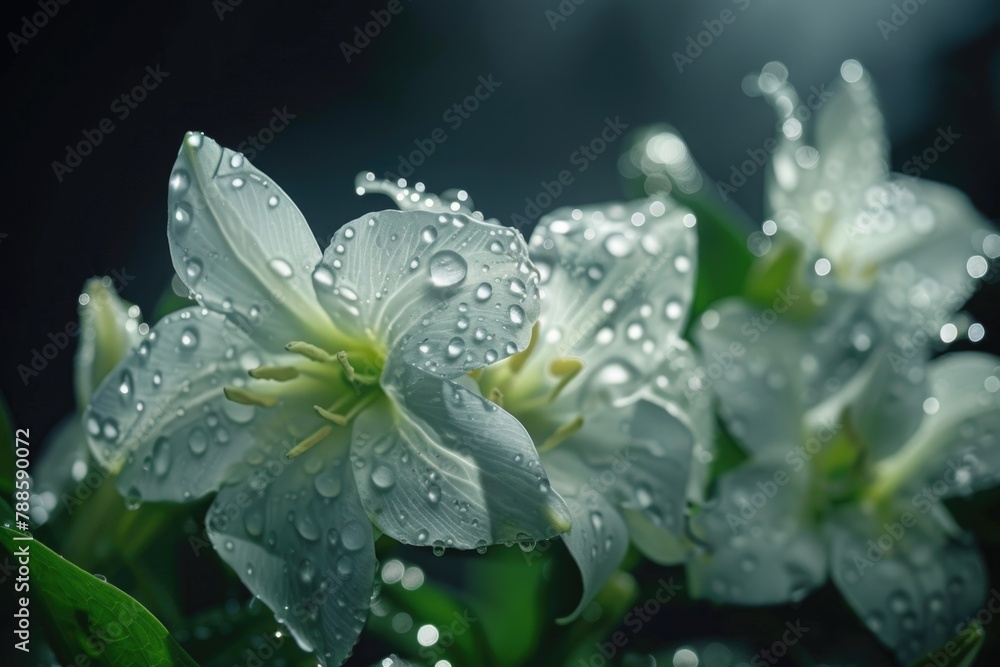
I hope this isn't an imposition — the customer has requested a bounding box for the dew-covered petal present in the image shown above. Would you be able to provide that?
[75,278,145,407]
[762,61,887,260]
[620,508,688,565]
[544,398,692,540]
[355,173,477,217]
[529,198,696,369]
[206,437,374,667]
[312,209,539,378]
[167,133,330,351]
[687,461,827,605]
[883,352,1000,497]
[84,307,305,502]
[825,178,990,293]
[29,417,89,525]
[828,504,987,665]
[546,461,629,623]
[351,360,571,549]
[694,300,805,456]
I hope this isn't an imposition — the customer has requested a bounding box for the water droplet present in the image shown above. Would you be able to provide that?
[244,510,263,537]
[446,337,465,359]
[427,484,441,504]
[590,511,603,532]
[169,169,190,194]
[341,521,366,551]
[312,266,335,290]
[509,305,525,326]
[269,258,294,279]
[188,428,208,455]
[299,559,315,583]
[185,258,203,281]
[604,233,633,258]
[421,225,438,243]
[314,470,342,498]
[151,438,171,476]
[428,250,468,288]
[267,195,279,208]
[296,515,320,541]
[416,529,429,543]
[371,465,396,490]
[173,202,192,228]
[180,327,199,350]
[232,177,245,189]
[125,486,142,510]
[635,484,653,509]
[475,283,493,301]
[229,153,244,169]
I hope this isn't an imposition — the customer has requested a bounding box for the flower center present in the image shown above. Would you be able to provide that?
[222,339,385,459]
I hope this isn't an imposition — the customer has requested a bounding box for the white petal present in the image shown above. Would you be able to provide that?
[206,438,374,667]
[84,307,304,502]
[620,508,688,565]
[351,360,571,549]
[312,209,539,377]
[827,178,991,293]
[544,398,692,539]
[694,299,805,455]
[885,352,1000,497]
[529,198,696,366]
[828,504,987,664]
[167,133,330,351]
[355,174,477,217]
[74,278,144,407]
[687,461,827,605]
[547,462,628,623]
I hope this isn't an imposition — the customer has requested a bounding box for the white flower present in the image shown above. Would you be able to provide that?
[357,176,712,620]
[688,295,1000,664]
[85,134,572,665]
[31,278,145,526]
[753,59,992,305]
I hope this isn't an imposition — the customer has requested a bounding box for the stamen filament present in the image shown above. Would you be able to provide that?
[286,425,334,459]
[537,415,585,453]
[547,357,584,403]
[314,405,347,425]
[223,386,279,408]
[285,341,336,363]
[248,366,300,381]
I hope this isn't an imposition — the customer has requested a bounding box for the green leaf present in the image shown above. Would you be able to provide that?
[906,622,984,667]
[0,525,198,667]
[621,125,755,324]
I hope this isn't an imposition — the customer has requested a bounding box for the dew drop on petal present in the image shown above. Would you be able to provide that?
[428,250,467,288]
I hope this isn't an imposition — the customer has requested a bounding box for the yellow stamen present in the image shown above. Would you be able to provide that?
[285,341,336,363]
[223,386,279,408]
[286,425,333,459]
[488,387,504,408]
[547,357,584,403]
[336,350,356,381]
[314,405,347,425]
[507,322,539,373]
[537,415,585,453]
[248,366,300,381]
